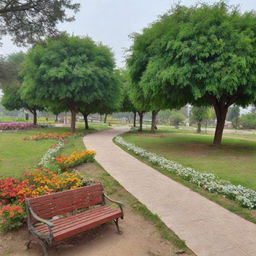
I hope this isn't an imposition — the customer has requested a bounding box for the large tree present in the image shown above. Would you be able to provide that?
[21,35,119,132]
[0,0,79,45]
[128,2,256,145]
[191,106,210,133]
[1,53,43,124]
[118,70,137,127]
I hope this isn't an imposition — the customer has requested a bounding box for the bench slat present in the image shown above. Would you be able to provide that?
[36,206,118,233]
[28,184,104,219]
[34,205,122,241]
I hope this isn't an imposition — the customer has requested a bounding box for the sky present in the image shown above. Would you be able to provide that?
[1,0,256,67]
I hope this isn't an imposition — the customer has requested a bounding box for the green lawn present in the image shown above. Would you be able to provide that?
[123,130,256,190]
[0,124,108,179]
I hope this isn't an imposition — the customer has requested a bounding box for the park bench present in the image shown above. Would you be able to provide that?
[25,183,124,256]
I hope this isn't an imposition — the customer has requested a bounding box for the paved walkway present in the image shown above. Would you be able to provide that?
[83,127,256,256]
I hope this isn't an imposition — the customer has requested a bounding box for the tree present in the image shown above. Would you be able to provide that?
[21,35,119,132]
[2,86,43,125]
[128,2,256,145]
[0,54,24,88]
[1,53,43,124]
[118,70,137,127]
[0,0,79,46]
[239,113,256,129]
[127,80,147,132]
[170,111,185,129]
[227,105,240,129]
[158,110,172,124]
[191,106,210,133]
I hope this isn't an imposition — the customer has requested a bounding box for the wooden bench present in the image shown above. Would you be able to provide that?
[25,183,124,256]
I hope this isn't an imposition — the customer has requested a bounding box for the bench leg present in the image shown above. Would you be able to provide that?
[26,238,48,256]
[114,218,122,234]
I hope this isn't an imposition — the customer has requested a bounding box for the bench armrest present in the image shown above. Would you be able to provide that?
[25,200,54,244]
[29,207,54,228]
[103,193,124,218]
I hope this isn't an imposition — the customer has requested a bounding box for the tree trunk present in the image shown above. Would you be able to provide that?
[70,109,76,133]
[104,114,108,123]
[151,110,159,132]
[197,121,201,133]
[138,112,144,131]
[82,112,89,129]
[33,110,37,125]
[133,112,136,127]
[55,115,58,123]
[213,105,229,145]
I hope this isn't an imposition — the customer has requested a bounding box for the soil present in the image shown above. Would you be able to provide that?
[0,162,193,256]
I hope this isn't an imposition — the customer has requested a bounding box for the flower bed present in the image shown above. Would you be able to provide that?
[55,150,96,170]
[115,136,256,209]
[0,131,96,231]
[38,140,65,168]
[0,122,35,131]
[0,169,89,231]
[23,132,73,141]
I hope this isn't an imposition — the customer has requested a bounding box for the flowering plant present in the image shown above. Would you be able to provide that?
[0,178,30,204]
[38,140,64,168]
[115,136,256,209]
[55,150,96,170]
[23,132,73,141]
[0,204,26,231]
[0,122,35,131]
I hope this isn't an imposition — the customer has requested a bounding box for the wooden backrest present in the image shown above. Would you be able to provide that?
[26,183,103,220]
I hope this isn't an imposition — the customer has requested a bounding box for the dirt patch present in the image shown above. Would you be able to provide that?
[0,162,194,256]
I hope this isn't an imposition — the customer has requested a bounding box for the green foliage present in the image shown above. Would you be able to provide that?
[170,111,186,128]
[0,0,80,46]
[158,110,172,124]
[227,105,240,128]
[239,113,256,129]
[128,1,256,144]
[191,106,210,122]
[1,53,44,121]
[118,69,136,113]
[227,105,240,121]
[0,52,24,89]
[21,35,119,130]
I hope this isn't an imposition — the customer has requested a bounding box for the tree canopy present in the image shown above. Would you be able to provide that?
[1,53,43,124]
[0,0,79,45]
[128,2,256,144]
[21,35,120,132]
[191,106,210,133]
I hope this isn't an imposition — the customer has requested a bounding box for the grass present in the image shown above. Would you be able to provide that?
[122,130,256,190]
[118,129,256,223]
[0,124,108,179]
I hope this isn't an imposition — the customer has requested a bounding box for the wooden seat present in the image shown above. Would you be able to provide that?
[25,183,124,256]
[35,205,122,242]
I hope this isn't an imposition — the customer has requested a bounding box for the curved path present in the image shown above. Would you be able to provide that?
[84,127,256,256]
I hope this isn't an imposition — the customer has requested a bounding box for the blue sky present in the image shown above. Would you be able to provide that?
[1,0,256,67]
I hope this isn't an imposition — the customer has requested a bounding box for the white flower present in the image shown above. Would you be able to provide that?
[38,140,64,168]
[114,136,256,209]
